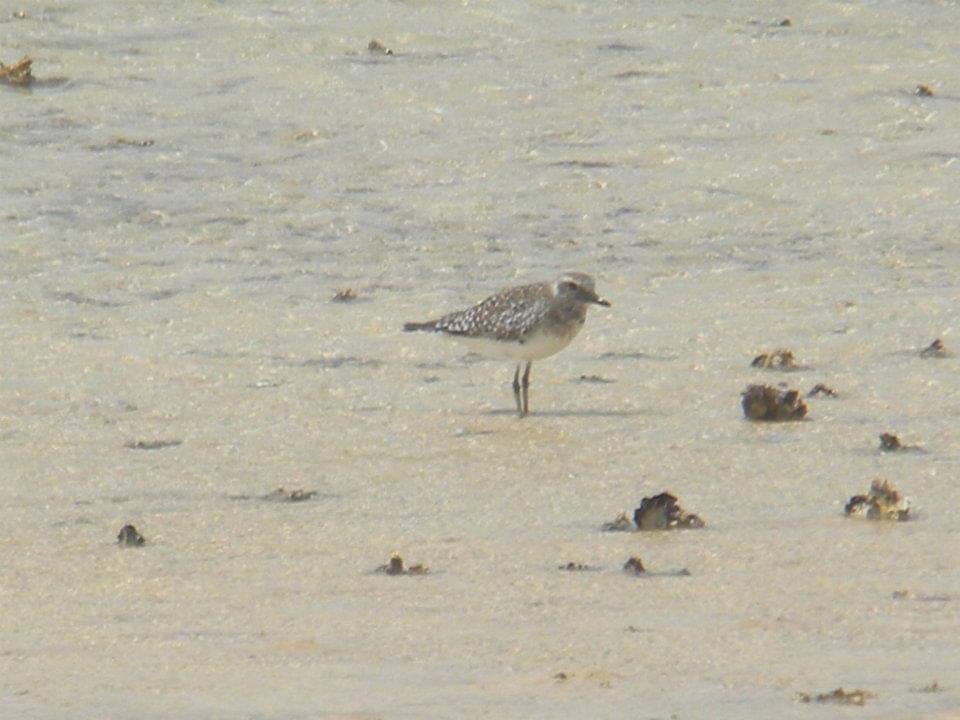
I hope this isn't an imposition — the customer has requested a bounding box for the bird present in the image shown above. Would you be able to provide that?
[403,272,610,417]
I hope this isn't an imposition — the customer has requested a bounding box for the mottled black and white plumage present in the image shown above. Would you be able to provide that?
[404,272,610,417]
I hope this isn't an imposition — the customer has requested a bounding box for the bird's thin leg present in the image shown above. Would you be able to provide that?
[512,364,523,417]
[521,361,532,417]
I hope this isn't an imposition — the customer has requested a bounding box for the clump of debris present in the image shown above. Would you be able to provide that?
[920,338,950,358]
[880,432,903,451]
[558,562,597,572]
[331,288,358,302]
[376,553,429,576]
[367,39,394,56]
[807,383,838,398]
[261,487,316,502]
[228,487,318,502]
[576,374,615,384]
[879,432,922,453]
[117,524,145,547]
[623,556,646,575]
[796,688,874,706]
[600,511,634,532]
[0,55,33,87]
[751,349,800,370]
[741,384,808,421]
[634,492,705,530]
[124,439,182,450]
[602,492,704,531]
[844,479,910,521]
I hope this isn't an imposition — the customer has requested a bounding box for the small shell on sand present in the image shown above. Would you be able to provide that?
[844,479,910,521]
[741,384,808,421]
[117,524,145,547]
[623,556,646,575]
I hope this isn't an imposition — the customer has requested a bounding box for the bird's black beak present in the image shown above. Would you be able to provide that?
[580,288,611,307]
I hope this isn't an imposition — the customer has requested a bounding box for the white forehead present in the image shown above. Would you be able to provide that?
[555,272,595,290]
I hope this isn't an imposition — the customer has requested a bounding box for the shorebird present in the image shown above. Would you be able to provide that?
[403,272,610,417]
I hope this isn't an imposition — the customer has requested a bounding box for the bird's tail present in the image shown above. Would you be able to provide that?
[403,320,438,332]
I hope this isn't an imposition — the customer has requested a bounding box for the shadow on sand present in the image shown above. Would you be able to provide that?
[478,408,646,418]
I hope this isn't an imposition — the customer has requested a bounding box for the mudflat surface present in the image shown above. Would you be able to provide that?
[2,2,959,718]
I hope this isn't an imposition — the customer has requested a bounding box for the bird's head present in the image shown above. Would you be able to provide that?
[552,272,611,307]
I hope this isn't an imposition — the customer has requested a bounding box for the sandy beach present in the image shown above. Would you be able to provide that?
[2,1,959,718]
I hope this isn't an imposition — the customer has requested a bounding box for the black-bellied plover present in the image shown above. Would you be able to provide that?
[403,272,610,417]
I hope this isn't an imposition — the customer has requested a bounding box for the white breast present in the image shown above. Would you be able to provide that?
[454,325,583,361]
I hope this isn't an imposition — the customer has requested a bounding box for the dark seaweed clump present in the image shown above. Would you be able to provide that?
[117,524,145,547]
[634,492,705,530]
[376,553,429,576]
[741,384,807,421]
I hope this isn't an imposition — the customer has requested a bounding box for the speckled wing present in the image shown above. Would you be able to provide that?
[434,283,552,341]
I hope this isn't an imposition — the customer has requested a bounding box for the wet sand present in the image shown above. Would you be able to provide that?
[2,1,959,718]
